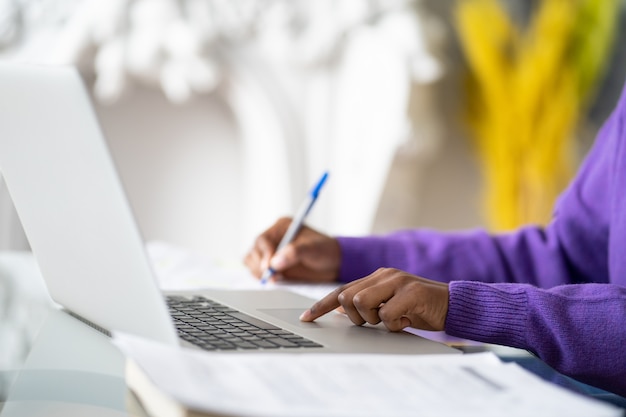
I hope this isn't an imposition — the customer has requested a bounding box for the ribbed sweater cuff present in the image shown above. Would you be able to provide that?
[445,281,529,349]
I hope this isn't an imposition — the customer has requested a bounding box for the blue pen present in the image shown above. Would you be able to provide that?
[260,171,329,285]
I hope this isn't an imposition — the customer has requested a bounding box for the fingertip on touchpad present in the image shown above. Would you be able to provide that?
[259,308,345,328]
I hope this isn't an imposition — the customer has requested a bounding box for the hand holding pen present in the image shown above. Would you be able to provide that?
[260,172,328,284]
[244,172,341,284]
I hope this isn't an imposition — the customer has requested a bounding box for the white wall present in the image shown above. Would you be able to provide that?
[94,86,247,262]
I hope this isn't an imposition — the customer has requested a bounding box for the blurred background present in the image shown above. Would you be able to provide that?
[0,0,625,263]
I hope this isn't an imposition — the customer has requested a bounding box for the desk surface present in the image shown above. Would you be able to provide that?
[1,251,625,416]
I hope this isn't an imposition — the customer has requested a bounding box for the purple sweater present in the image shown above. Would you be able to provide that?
[336,87,626,397]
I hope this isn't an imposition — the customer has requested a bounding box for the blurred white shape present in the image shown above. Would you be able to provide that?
[0,0,20,48]
[89,0,126,44]
[126,0,166,79]
[225,49,296,242]
[184,0,218,43]
[126,28,161,80]
[187,56,220,94]
[163,19,198,59]
[335,0,371,29]
[326,25,414,234]
[160,59,192,104]
[378,10,444,83]
[45,0,95,65]
[289,1,344,67]
[94,36,127,103]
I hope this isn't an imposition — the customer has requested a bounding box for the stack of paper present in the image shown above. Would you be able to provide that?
[113,333,621,417]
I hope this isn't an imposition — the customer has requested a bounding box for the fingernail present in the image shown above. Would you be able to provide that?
[299,310,311,321]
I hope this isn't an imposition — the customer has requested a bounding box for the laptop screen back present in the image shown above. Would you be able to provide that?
[0,64,177,345]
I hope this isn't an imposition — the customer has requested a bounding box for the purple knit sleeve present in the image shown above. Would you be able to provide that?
[445,280,626,397]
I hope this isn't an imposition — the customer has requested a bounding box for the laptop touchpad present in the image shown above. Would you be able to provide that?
[259,308,346,328]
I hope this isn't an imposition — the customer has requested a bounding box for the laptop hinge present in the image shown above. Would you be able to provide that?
[64,310,112,337]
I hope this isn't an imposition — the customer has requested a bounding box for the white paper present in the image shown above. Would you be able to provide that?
[146,240,340,300]
[146,241,260,290]
[113,333,620,417]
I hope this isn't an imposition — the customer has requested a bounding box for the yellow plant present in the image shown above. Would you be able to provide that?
[455,0,619,230]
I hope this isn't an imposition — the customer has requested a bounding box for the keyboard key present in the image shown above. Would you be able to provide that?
[265,338,299,348]
[251,340,280,349]
[225,312,281,330]
[268,329,293,336]
[295,341,324,348]
[233,342,259,349]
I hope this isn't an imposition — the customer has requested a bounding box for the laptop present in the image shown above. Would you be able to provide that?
[0,63,456,355]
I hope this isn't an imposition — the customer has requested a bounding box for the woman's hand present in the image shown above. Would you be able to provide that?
[243,217,341,283]
[300,268,449,331]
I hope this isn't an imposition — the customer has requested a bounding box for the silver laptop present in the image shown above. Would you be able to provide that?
[0,63,456,355]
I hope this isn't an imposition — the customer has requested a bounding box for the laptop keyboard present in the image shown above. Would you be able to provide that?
[166,295,323,351]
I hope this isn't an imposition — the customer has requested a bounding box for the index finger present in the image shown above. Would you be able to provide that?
[299,286,345,322]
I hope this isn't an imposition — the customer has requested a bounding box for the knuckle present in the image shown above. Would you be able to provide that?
[337,291,349,305]
[333,284,347,296]
[276,217,292,228]
[379,312,403,331]
[378,308,393,322]
[352,293,365,308]
[373,267,401,280]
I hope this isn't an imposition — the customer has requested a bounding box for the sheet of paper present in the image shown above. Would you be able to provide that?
[146,240,339,300]
[113,333,620,417]
[146,241,260,290]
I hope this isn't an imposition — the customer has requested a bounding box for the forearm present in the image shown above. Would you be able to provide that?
[337,226,578,288]
[445,281,626,397]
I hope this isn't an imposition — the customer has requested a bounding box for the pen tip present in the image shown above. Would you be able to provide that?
[260,268,274,285]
